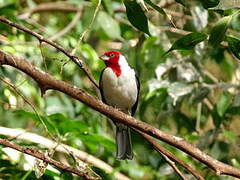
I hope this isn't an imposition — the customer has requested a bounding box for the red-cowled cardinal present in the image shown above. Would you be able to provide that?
[99,51,140,160]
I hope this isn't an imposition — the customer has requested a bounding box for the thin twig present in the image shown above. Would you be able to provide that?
[160,153,189,180]
[0,126,131,180]
[203,98,214,111]
[0,76,109,179]
[0,16,99,89]
[159,26,190,35]
[164,9,192,20]
[18,2,83,19]
[49,11,82,41]
[158,0,175,8]
[0,76,52,138]
[0,137,99,180]
[196,103,202,133]
[134,128,204,180]
[71,0,102,56]
[202,70,219,83]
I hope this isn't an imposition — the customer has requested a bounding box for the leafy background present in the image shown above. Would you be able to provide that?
[0,0,240,179]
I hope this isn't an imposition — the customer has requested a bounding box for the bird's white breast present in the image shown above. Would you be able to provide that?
[101,57,138,112]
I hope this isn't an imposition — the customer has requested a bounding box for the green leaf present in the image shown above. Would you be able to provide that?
[212,109,222,127]
[144,0,165,15]
[209,15,233,46]
[102,0,113,15]
[78,133,115,151]
[140,88,167,119]
[226,35,240,60]
[223,130,237,142]
[168,82,194,105]
[60,172,73,180]
[200,0,220,9]
[97,11,121,39]
[0,0,15,8]
[48,113,90,133]
[165,32,208,54]
[217,91,233,117]
[219,55,235,80]
[175,0,187,6]
[231,13,240,31]
[124,0,150,35]
[13,110,59,134]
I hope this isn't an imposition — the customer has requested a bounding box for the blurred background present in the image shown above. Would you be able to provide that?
[0,0,240,179]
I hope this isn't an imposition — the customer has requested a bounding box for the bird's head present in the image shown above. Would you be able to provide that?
[99,51,122,76]
[99,51,122,65]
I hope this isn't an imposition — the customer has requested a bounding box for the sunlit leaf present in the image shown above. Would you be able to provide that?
[167,82,194,105]
[13,110,59,134]
[78,133,115,151]
[219,57,235,80]
[209,15,233,46]
[48,113,90,133]
[231,13,240,31]
[217,91,233,117]
[0,0,15,7]
[214,0,240,9]
[191,6,208,31]
[102,0,113,15]
[165,32,208,54]
[140,88,167,118]
[124,0,150,35]
[223,130,237,142]
[97,11,121,39]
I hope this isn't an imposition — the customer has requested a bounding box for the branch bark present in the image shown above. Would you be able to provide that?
[135,129,204,180]
[19,1,82,18]
[0,137,98,180]
[0,126,130,180]
[0,49,239,178]
[0,16,98,89]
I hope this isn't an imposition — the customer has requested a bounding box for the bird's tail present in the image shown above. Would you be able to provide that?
[116,125,133,160]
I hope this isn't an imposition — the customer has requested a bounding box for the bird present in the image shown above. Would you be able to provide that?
[99,51,140,160]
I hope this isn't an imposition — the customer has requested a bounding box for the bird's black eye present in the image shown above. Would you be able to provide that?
[109,53,115,57]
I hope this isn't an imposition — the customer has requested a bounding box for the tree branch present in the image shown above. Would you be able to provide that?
[0,49,239,178]
[135,129,204,180]
[49,11,82,41]
[160,153,188,180]
[24,2,82,16]
[0,16,98,89]
[0,126,131,180]
[0,137,98,180]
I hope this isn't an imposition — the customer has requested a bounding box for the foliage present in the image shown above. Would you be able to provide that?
[0,0,240,179]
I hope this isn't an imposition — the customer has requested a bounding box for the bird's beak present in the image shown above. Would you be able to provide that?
[99,55,109,61]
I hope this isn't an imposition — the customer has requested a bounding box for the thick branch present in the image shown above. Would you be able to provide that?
[0,126,130,180]
[0,137,98,179]
[0,50,239,178]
